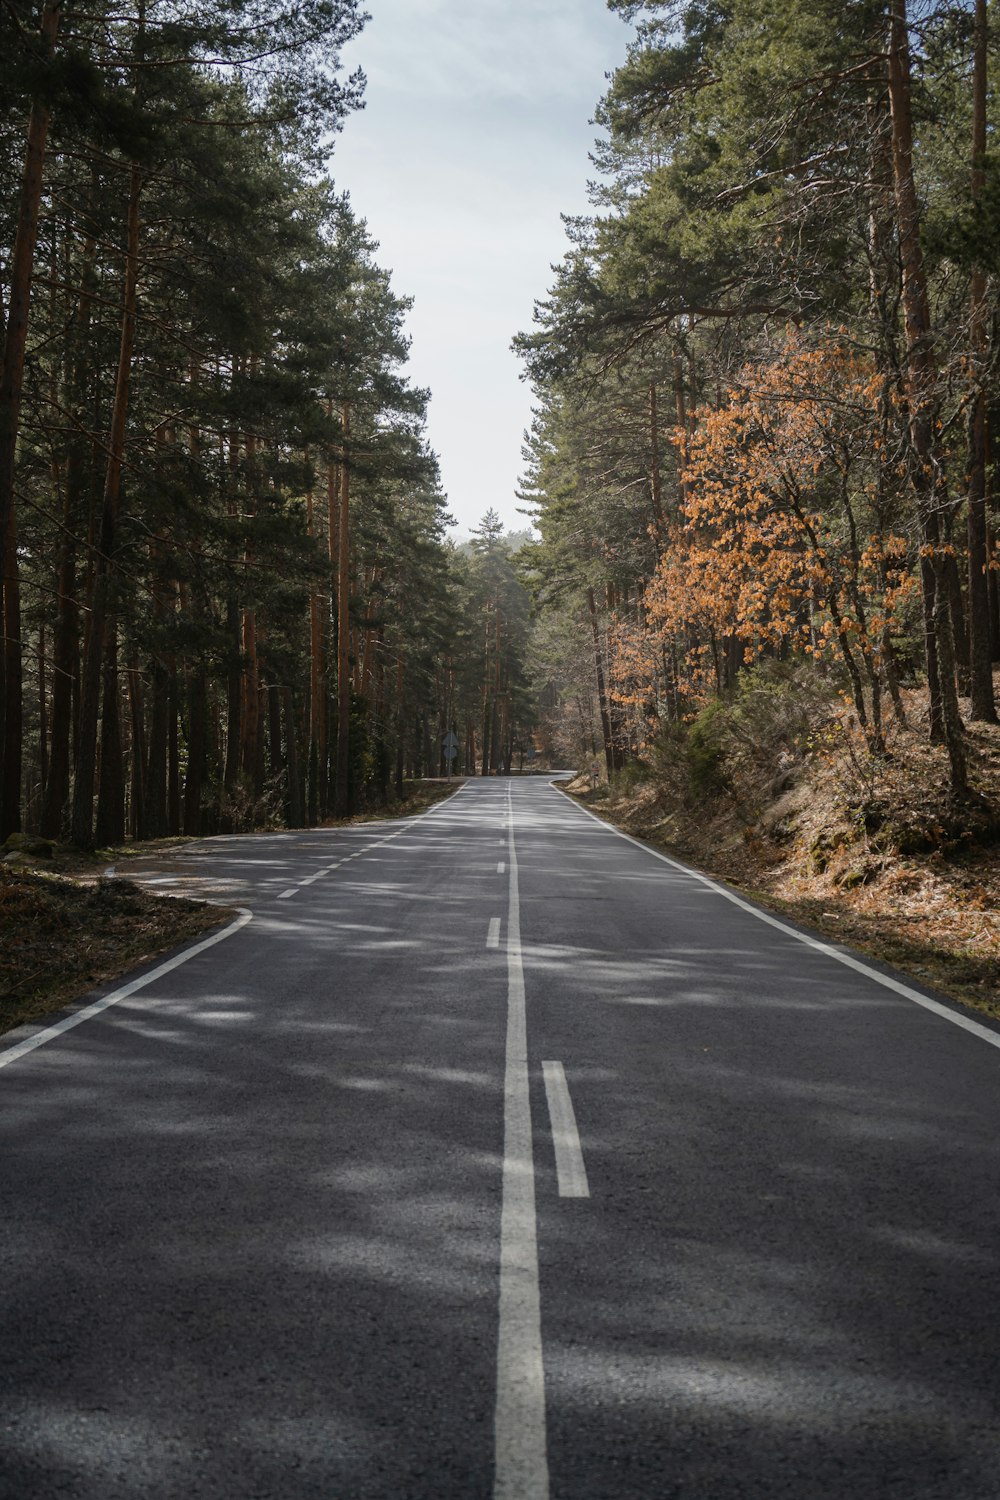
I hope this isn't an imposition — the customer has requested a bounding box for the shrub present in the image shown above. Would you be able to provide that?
[650,660,839,814]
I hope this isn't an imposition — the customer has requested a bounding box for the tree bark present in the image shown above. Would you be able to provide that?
[183,666,207,835]
[71,162,143,845]
[0,0,62,557]
[395,654,405,799]
[38,621,48,794]
[1,503,22,838]
[145,652,169,836]
[39,499,78,837]
[94,620,125,846]
[167,659,180,835]
[587,588,616,779]
[334,404,351,816]
[240,603,259,788]
[283,687,302,828]
[967,0,997,720]
[649,382,664,532]
[125,653,147,841]
[306,479,324,824]
[886,0,967,791]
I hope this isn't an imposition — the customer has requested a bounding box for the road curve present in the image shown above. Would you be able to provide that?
[2,777,1000,1498]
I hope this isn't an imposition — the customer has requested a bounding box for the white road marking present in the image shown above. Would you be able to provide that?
[494,783,548,1500]
[0,910,254,1071]
[542,1061,590,1199]
[277,888,297,900]
[558,788,1000,1055]
[487,917,501,949]
[498,861,506,874]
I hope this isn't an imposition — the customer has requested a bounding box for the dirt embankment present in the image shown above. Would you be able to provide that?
[565,685,1000,1022]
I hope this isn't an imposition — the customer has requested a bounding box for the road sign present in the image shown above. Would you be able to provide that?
[443,731,459,755]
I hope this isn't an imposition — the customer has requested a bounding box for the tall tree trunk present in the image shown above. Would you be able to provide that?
[671,349,688,508]
[223,594,241,801]
[886,0,967,791]
[71,162,143,845]
[480,615,492,776]
[324,444,338,816]
[39,519,77,837]
[989,524,1000,661]
[145,653,169,837]
[306,479,324,824]
[394,654,405,799]
[967,0,997,720]
[334,404,351,816]
[41,212,96,838]
[167,660,180,835]
[1,503,22,837]
[94,619,125,846]
[38,621,48,793]
[0,0,62,556]
[125,656,146,840]
[587,588,616,779]
[240,603,259,789]
[283,687,302,828]
[649,382,664,532]
[267,681,285,819]
[183,666,207,835]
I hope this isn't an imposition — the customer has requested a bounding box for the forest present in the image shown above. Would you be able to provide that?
[0,0,535,850]
[2,0,1000,886]
[520,0,1000,814]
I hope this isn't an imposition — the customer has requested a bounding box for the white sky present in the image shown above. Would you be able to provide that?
[328,0,631,535]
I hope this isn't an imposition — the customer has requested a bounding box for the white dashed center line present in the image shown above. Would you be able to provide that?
[542,1061,590,1199]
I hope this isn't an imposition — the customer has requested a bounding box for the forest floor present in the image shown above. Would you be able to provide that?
[0,779,466,1038]
[563,685,1000,1024]
[0,873,227,1037]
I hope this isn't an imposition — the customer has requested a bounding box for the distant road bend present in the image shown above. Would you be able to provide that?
[3,776,1000,1499]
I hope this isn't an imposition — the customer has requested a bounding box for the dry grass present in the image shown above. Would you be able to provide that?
[335,777,468,824]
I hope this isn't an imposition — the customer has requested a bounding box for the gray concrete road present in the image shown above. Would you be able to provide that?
[2,777,1000,1498]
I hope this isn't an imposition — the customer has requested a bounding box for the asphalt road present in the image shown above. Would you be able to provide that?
[3,776,1000,1498]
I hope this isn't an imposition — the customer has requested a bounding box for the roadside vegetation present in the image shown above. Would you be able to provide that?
[0,3,538,855]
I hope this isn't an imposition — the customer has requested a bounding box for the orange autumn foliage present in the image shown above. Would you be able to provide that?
[633,336,918,723]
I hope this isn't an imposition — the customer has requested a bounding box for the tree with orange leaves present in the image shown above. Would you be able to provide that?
[642,336,918,752]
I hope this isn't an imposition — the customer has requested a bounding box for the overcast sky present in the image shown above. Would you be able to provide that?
[328,0,631,536]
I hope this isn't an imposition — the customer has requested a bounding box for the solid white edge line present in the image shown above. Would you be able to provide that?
[487,917,502,949]
[541,1061,590,1199]
[553,785,1000,1054]
[0,909,254,1071]
[494,782,549,1500]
